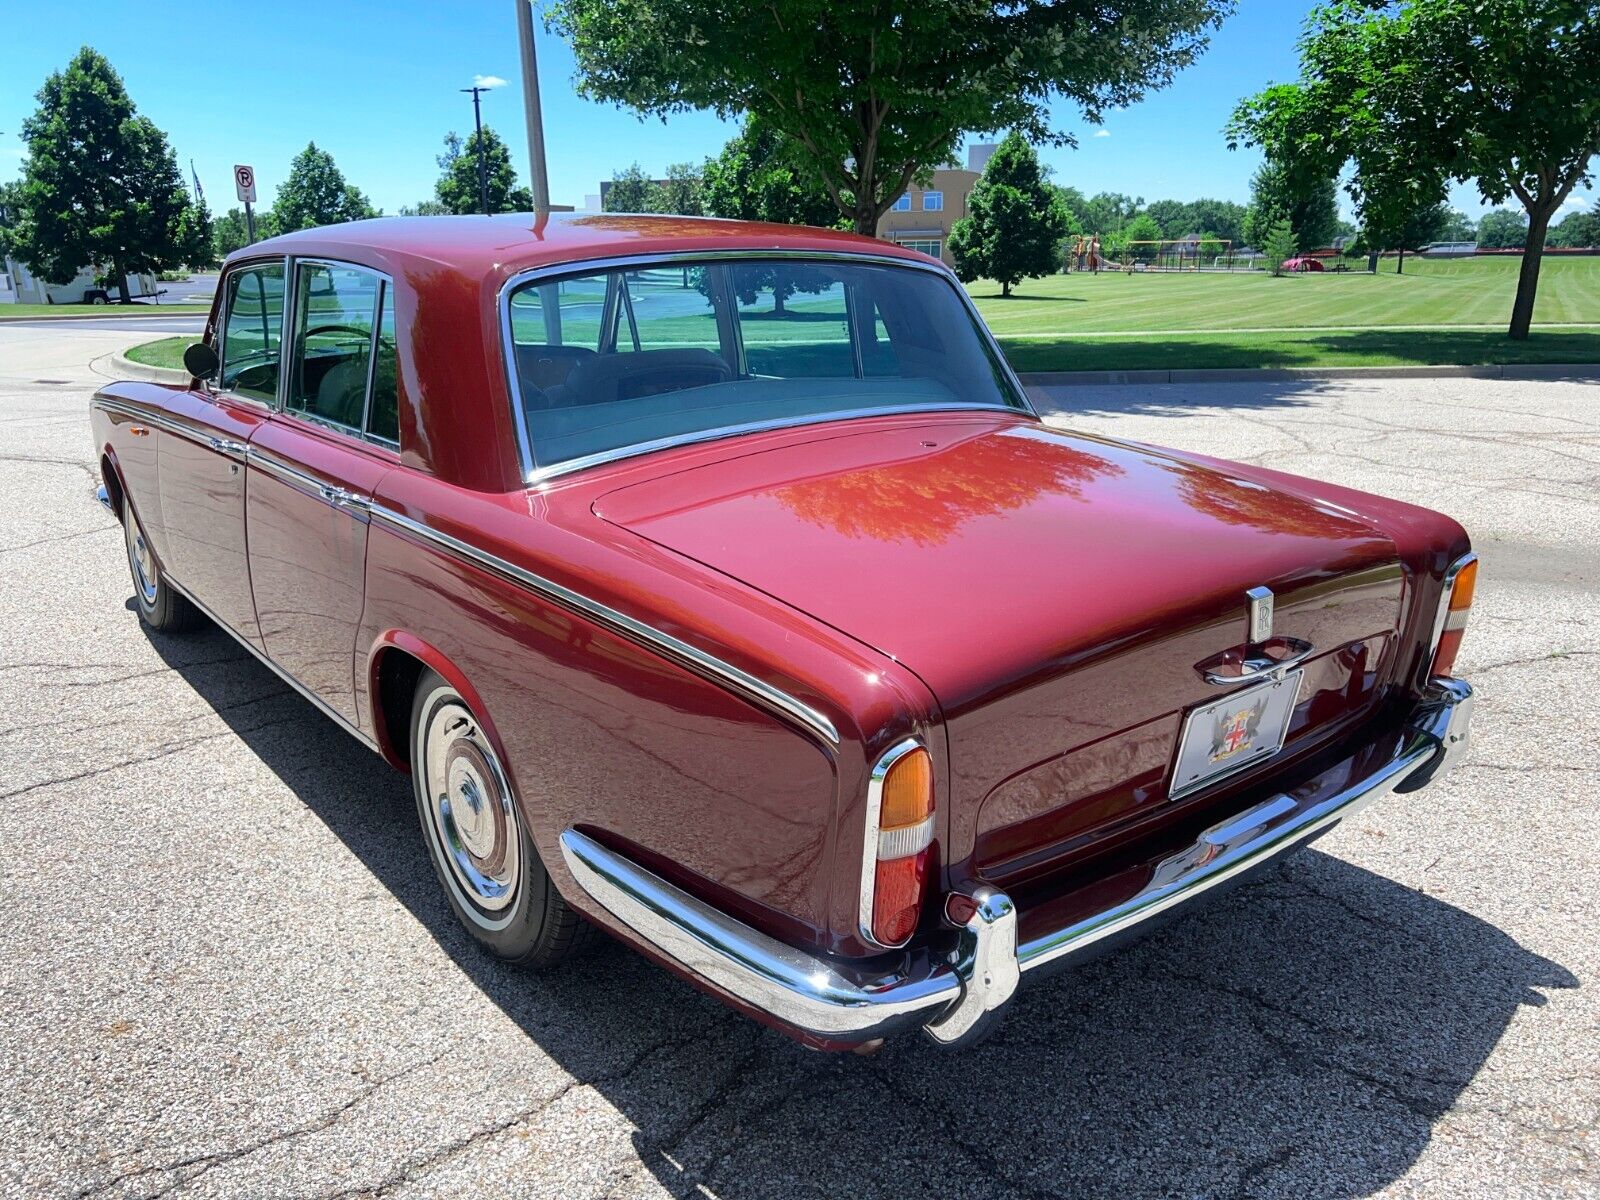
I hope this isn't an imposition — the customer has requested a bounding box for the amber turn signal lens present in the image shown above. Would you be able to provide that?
[1431,555,1477,678]
[1448,558,1477,611]
[879,746,933,831]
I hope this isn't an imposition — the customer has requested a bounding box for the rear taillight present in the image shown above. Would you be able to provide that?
[1430,553,1478,677]
[860,740,934,948]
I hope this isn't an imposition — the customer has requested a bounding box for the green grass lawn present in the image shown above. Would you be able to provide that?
[969,254,1600,371]
[124,337,190,370]
[0,302,209,319]
[124,255,1600,377]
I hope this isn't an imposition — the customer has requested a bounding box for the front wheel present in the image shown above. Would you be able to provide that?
[123,503,199,632]
[410,671,594,966]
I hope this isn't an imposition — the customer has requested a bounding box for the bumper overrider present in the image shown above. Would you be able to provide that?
[560,678,1474,1049]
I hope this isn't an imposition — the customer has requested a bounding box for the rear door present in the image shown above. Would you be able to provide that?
[158,259,284,646]
[246,259,399,721]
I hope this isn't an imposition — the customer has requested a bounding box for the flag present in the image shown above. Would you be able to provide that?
[190,160,205,206]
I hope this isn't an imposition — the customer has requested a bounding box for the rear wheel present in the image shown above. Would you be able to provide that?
[123,502,199,632]
[410,671,594,966]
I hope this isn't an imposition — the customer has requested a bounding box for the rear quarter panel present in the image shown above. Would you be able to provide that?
[356,465,944,956]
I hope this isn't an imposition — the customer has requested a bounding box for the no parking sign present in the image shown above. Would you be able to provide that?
[234,164,257,204]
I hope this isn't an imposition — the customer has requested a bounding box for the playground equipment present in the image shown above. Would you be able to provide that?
[1068,236,1243,272]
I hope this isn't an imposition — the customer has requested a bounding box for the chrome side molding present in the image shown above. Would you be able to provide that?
[368,505,840,748]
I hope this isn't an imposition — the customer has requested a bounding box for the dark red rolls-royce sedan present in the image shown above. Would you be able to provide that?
[90,214,1476,1050]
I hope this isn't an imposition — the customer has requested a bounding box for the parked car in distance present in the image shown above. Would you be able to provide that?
[90,214,1477,1050]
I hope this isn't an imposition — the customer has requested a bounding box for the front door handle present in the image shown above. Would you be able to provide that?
[318,483,371,513]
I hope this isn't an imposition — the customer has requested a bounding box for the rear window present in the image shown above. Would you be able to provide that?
[505,257,1026,477]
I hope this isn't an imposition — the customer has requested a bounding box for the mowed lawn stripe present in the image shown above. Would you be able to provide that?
[969,255,1600,334]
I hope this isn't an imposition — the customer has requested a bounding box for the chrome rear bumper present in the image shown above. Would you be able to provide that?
[560,678,1474,1048]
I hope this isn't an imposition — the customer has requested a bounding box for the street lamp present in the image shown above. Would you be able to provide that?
[460,82,496,215]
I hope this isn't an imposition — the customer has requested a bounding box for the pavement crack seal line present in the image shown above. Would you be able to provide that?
[71,1051,449,1200]
[315,1019,736,1199]
[0,714,301,803]
[1471,648,1600,677]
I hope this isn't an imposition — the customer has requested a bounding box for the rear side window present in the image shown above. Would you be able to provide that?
[288,263,379,431]
[220,263,285,403]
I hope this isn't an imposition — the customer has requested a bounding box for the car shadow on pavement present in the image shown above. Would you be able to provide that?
[145,621,1578,1200]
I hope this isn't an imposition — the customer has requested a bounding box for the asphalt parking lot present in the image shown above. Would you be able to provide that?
[1,322,1595,1199]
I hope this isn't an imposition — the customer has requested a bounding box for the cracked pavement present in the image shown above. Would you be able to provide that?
[1,323,1595,1199]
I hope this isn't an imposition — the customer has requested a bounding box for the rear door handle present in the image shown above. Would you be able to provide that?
[207,436,247,457]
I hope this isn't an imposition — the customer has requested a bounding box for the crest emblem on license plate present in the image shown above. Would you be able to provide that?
[1210,702,1264,763]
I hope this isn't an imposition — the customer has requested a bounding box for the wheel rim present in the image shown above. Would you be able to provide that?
[126,514,158,606]
[421,694,521,923]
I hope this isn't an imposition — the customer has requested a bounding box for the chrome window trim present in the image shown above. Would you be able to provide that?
[858,737,926,949]
[497,249,1038,485]
[215,257,288,410]
[1428,551,1478,656]
[365,500,839,748]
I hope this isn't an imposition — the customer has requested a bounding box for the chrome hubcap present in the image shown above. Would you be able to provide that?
[423,697,520,920]
[127,517,157,605]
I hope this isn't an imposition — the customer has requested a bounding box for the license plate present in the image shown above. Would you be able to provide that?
[1170,671,1303,800]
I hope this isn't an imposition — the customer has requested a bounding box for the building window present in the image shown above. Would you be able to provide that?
[922,191,943,212]
[897,239,942,259]
[892,194,911,212]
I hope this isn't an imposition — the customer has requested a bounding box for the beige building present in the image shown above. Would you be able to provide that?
[877,144,996,267]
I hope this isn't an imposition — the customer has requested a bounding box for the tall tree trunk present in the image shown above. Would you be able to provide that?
[1508,206,1553,340]
[114,262,131,304]
[1366,249,1379,273]
[1002,280,1011,297]
[1396,247,1405,275]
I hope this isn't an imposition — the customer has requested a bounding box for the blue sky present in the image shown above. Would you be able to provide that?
[2,2,1592,223]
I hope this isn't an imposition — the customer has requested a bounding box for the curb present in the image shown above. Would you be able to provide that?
[0,309,206,324]
[107,349,189,385]
[1019,363,1600,387]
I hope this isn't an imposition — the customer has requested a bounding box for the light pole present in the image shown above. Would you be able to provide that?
[460,84,492,215]
[515,0,550,210]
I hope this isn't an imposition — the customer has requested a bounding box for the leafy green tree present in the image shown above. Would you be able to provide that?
[435,128,532,215]
[1188,198,1248,245]
[1437,208,1476,243]
[1262,218,1298,275]
[1549,206,1600,248]
[702,115,841,229]
[399,199,451,216]
[1476,208,1529,249]
[1143,200,1191,237]
[212,206,279,258]
[1051,184,1090,231]
[1229,0,1600,339]
[658,162,703,216]
[1241,160,1338,252]
[603,163,665,213]
[1115,212,1165,250]
[272,142,378,233]
[1078,191,1143,236]
[947,132,1070,296]
[176,196,217,270]
[548,0,1230,234]
[13,47,210,301]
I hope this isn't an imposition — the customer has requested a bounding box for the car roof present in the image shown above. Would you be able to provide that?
[232,212,939,281]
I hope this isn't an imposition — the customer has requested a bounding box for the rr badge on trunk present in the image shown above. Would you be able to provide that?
[1246,585,1274,645]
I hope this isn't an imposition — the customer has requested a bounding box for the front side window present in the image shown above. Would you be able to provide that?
[506,257,1026,476]
[288,262,380,431]
[922,191,943,212]
[220,262,285,403]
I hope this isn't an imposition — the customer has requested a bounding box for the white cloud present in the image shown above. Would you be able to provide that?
[1091,129,1111,138]
[1560,193,1589,209]
[473,74,508,89]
